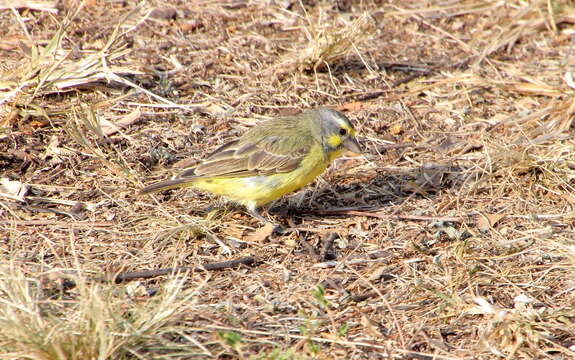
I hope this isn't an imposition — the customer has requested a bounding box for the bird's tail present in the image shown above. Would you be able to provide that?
[139,177,196,194]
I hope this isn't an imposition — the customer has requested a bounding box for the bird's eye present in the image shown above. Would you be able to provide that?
[339,128,347,136]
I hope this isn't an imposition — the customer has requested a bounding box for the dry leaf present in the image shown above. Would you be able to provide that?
[368,266,390,282]
[0,0,58,13]
[29,119,49,129]
[418,163,447,188]
[360,314,383,338]
[401,181,430,195]
[101,108,142,136]
[0,107,18,128]
[389,124,402,135]
[0,177,29,201]
[336,101,364,112]
[220,226,245,240]
[477,213,506,231]
[563,192,575,205]
[244,223,275,243]
[43,135,76,162]
[506,82,564,97]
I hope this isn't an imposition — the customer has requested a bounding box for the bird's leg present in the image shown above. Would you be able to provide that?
[247,205,286,234]
[247,207,271,224]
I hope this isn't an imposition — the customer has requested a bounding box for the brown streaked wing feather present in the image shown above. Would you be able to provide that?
[244,133,314,174]
[234,142,258,156]
[249,151,293,171]
[180,134,315,179]
[194,157,249,177]
[205,140,240,160]
[177,167,198,178]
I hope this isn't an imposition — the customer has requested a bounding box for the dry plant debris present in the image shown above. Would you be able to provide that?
[0,0,57,13]
[0,0,574,359]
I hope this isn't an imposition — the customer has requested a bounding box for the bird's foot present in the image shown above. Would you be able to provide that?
[247,208,288,234]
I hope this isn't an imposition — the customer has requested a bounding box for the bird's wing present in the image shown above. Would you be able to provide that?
[177,134,315,179]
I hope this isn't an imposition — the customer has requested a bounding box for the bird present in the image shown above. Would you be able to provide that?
[140,107,361,222]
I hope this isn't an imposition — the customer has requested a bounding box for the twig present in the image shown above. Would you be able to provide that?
[315,209,466,223]
[391,73,428,88]
[320,232,337,261]
[203,257,255,270]
[346,265,406,350]
[111,256,256,283]
[193,325,462,360]
[43,257,257,290]
[298,234,322,262]
[351,290,378,302]
[0,220,113,227]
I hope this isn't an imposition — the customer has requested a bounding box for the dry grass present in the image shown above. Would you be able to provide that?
[1,0,574,359]
[0,263,205,359]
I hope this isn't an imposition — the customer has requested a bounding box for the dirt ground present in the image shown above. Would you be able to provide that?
[1,0,575,359]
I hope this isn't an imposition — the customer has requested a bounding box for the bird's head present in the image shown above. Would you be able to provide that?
[311,107,361,155]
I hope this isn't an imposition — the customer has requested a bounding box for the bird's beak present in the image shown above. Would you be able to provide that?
[343,137,361,153]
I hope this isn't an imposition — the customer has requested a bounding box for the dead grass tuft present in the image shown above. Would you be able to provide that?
[0,3,142,120]
[0,263,206,359]
[296,12,376,72]
[268,10,376,81]
[474,296,575,358]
